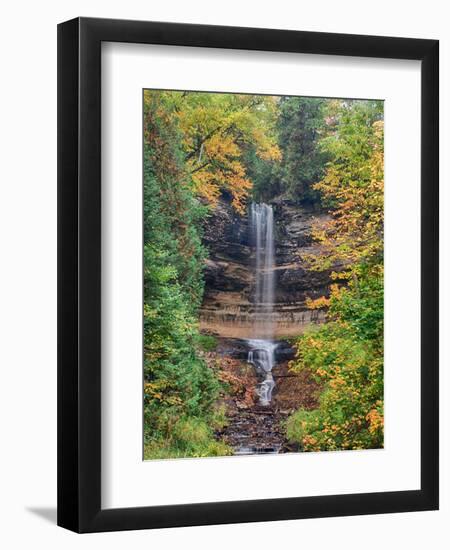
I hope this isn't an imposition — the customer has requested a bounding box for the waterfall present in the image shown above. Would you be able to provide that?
[251,203,275,338]
[247,203,277,406]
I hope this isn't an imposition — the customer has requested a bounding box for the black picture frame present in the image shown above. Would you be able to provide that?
[57,17,439,533]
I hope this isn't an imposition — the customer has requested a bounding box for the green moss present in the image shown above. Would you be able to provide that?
[195,334,218,352]
[144,414,232,460]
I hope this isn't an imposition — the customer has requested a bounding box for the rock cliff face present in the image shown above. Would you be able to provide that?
[199,197,330,338]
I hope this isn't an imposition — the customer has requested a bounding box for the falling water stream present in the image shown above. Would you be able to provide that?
[247,203,277,406]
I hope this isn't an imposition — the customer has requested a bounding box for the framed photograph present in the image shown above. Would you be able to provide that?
[57,17,439,532]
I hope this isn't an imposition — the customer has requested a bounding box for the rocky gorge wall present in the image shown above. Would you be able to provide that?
[199,197,331,339]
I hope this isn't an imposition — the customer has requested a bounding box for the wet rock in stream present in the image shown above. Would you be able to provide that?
[209,344,321,455]
[218,405,286,455]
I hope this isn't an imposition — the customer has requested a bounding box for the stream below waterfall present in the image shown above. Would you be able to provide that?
[213,336,319,455]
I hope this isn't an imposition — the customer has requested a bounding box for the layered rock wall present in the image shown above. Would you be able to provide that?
[199,197,330,338]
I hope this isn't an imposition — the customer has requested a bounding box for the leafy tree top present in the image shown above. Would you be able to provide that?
[144,90,281,213]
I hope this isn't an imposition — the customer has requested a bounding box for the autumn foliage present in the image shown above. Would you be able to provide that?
[147,91,281,213]
[287,101,384,451]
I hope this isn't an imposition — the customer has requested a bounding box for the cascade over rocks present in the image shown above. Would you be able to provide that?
[200,196,331,339]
